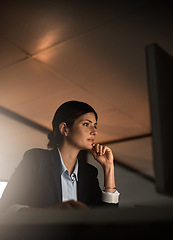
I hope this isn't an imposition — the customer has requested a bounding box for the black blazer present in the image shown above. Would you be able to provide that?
[0,148,118,211]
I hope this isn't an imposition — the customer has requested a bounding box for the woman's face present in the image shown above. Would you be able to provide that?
[67,112,97,150]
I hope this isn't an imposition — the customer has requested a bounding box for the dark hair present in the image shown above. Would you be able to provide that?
[47,100,98,149]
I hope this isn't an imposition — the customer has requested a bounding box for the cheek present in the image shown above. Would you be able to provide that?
[68,128,83,142]
[68,127,88,145]
[73,129,86,140]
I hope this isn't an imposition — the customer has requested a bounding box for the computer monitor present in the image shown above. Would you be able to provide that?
[146,43,173,196]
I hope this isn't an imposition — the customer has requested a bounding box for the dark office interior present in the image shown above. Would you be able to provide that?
[0,0,173,238]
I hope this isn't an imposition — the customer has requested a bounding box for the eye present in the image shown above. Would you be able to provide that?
[83,122,89,127]
[94,125,97,129]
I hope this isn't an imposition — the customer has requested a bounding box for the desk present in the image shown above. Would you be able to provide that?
[0,206,173,239]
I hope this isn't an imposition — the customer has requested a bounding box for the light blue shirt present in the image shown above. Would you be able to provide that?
[57,148,78,202]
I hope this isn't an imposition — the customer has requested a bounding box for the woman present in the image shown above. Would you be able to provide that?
[1,101,120,211]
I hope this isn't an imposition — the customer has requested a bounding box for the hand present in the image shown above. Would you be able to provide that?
[90,143,116,193]
[18,200,88,211]
[90,143,114,169]
[49,200,88,210]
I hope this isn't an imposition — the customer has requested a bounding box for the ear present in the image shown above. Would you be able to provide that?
[59,122,69,136]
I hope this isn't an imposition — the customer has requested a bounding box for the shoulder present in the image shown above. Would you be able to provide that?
[23,148,51,159]
[20,148,53,169]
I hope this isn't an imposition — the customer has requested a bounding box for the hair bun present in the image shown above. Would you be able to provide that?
[47,131,56,149]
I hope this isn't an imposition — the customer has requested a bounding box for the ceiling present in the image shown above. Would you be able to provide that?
[0,0,173,180]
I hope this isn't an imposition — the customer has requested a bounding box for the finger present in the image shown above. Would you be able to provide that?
[90,144,97,155]
[92,143,99,154]
[69,200,88,209]
[91,143,96,152]
[75,201,88,209]
[95,143,99,154]
[99,145,103,155]
[102,145,106,155]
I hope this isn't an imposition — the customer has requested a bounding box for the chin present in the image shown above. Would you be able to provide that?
[85,144,93,150]
[80,144,92,151]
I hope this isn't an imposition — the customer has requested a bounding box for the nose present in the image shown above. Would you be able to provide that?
[90,126,97,136]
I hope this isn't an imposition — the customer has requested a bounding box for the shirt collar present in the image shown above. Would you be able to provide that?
[57,148,78,181]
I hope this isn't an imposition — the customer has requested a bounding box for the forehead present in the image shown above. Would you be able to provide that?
[77,112,97,123]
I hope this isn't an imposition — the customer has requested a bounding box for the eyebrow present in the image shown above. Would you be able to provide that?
[83,119,97,125]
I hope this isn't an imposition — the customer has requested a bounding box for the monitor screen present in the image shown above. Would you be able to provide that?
[146,43,173,196]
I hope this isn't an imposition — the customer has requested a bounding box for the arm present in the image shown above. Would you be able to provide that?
[0,150,38,212]
[90,144,120,205]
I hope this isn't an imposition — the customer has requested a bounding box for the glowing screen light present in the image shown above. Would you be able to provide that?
[0,181,8,198]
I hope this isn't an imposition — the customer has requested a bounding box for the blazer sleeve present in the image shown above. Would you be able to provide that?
[0,149,39,211]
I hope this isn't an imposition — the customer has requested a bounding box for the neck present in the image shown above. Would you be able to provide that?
[58,142,79,175]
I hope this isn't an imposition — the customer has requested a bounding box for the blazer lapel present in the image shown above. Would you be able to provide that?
[77,161,88,204]
[50,148,62,202]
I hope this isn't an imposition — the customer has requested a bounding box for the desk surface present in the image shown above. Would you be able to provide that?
[0,206,173,239]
